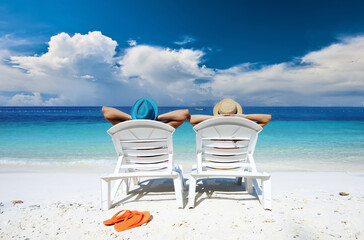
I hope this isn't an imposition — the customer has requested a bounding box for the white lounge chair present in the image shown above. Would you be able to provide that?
[100,120,184,210]
[187,117,271,210]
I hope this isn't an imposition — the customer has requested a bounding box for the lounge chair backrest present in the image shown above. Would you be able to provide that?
[107,120,175,173]
[193,117,262,172]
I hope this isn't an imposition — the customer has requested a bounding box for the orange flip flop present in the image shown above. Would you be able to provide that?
[124,211,151,231]
[134,211,151,227]
[103,210,133,226]
[114,211,151,232]
[114,212,143,232]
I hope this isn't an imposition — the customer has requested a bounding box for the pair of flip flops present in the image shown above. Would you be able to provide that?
[103,210,151,232]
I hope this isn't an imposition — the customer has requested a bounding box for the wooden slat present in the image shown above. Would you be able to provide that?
[124,147,168,156]
[126,159,168,165]
[202,162,251,169]
[202,139,249,148]
[101,171,179,180]
[120,162,169,171]
[202,138,250,141]
[124,154,168,163]
[202,147,247,155]
[120,140,167,149]
[204,143,248,148]
[120,138,167,143]
[190,171,270,179]
[202,153,247,162]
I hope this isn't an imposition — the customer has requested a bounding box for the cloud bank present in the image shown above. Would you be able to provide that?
[209,36,364,106]
[1,32,364,106]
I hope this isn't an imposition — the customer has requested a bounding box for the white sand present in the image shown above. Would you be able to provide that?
[1,165,364,239]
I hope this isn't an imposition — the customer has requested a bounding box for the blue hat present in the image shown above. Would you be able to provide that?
[131,98,158,120]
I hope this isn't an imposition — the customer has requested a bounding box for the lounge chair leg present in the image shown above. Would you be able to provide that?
[179,165,185,187]
[262,178,272,210]
[236,177,242,185]
[132,177,139,186]
[245,177,253,194]
[121,179,129,197]
[188,175,197,208]
[174,164,184,190]
[173,174,184,208]
[101,179,111,210]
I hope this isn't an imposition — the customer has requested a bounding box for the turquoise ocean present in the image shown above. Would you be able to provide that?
[0,107,363,171]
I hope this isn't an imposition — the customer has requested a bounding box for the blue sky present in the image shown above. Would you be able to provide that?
[1,0,364,106]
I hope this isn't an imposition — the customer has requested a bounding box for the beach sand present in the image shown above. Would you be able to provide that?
[0,165,364,239]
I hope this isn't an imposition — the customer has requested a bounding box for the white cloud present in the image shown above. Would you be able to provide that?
[120,45,212,83]
[127,39,137,46]
[0,34,31,49]
[118,45,215,103]
[11,31,118,75]
[7,92,43,106]
[1,31,120,105]
[6,92,69,106]
[174,36,196,45]
[202,35,364,106]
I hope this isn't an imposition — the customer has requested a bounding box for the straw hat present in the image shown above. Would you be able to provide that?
[131,98,158,120]
[213,99,242,116]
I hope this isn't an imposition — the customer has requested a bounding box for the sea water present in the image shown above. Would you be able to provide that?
[0,106,363,171]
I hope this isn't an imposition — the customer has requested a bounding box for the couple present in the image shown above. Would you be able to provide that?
[102,98,271,128]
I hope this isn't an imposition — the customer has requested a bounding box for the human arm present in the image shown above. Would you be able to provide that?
[101,106,132,125]
[157,109,190,129]
[232,114,272,127]
[188,114,215,126]
[189,113,272,127]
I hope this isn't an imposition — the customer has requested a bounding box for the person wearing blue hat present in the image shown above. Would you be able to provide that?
[102,98,189,129]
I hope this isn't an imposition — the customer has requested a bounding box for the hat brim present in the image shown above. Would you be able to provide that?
[213,100,242,116]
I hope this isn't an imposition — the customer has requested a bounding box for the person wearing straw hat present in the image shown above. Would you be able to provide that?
[188,99,271,127]
[102,97,189,129]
